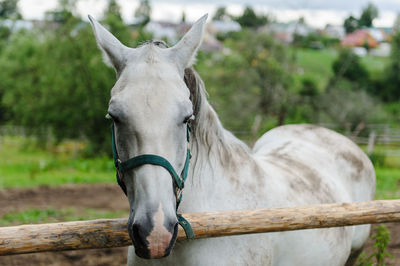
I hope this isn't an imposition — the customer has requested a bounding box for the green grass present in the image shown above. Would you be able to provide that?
[0,136,115,188]
[375,167,400,200]
[0,207,129,226]
[361,55,389,79]
[359,144,400,200]
[0,136,399,199]
[292,48,337,90]
[292,48,389,90]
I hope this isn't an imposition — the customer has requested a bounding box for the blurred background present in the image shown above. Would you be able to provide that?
[0,0,399,265]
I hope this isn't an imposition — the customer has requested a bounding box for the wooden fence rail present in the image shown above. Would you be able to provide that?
[1,200,400,256]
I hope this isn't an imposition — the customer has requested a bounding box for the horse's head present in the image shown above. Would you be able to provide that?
[89,15,207,259]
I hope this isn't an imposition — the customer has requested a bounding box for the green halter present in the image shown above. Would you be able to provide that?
[111,123,194,239]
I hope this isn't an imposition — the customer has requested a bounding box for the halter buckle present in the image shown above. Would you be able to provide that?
[116,159,123,178]
[176,187,183,203]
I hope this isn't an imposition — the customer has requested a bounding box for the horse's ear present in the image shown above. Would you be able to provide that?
[168,14,208,71]
[88,15,131,72]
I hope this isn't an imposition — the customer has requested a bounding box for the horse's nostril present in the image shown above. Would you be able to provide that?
[129,223,147,247]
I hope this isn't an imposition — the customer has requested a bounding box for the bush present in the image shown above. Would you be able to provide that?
[368,152,386,167]
[332,49,369,85]
[356,225,393,266]
[0,12,151,155]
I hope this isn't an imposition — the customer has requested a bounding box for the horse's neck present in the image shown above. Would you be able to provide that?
[183,100,259,211]
[180,68,266,212]
[191,101,252,174]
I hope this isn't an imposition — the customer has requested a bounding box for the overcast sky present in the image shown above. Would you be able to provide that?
[18,0,400,28]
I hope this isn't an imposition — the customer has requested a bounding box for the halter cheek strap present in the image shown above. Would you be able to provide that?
[111,123,194,239]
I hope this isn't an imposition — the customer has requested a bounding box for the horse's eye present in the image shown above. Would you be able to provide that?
[183,114,195,124]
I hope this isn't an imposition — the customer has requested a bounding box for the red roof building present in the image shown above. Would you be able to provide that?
[341,29,378,48]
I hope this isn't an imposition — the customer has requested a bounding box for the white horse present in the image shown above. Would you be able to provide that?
[89,14,376,266]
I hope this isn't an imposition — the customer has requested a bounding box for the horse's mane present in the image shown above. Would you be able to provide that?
[138,39,252,176]
[183,68,252,176]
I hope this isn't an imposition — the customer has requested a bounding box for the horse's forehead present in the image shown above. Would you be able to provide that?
[117,58,183,90]
[109,62,191,120]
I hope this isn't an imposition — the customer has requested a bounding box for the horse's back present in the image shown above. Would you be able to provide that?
[253,124,375,203]
[252,124,375,265]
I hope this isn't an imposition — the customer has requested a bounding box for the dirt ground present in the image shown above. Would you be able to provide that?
[0,184,399,265]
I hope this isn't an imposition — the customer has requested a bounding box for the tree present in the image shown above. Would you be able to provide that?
[0,0,21,19]
[383,31,400,102]
[0,0,154,154]
[181,11,186,23]
[0,20,117,153]
[134,0,151,27]
[213,6,228,21]
[393,13,400,33]
[104,0,122,20]
[331,49,369,86]
[235,6,268,28]
[102,0,131,44]
[196,29,294,134]
[344,15,359,34]
[45,0,77,23]
[359,2,378,28]
[319,82,386,134]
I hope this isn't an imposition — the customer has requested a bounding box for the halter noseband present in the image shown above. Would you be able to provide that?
[111,123,194,239]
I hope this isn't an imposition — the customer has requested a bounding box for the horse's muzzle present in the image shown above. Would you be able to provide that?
[128,218,178,259]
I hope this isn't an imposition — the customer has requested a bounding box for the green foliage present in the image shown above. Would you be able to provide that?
[234,6,268,28]
[375,167,400,199]
[343,3,378,34]
[102,0,131,45]
[197,29,293,135]
[2,135,399,200]
[181,11,186,23]
[0,1,395,157]
[359,2,379,28]
[319,81,386,132]
[293,33,339,49]
[213,6,229,21]
[44,0,77,23]
[383,31,400,102]
[134,0,151,27]
[0,1,153,155]
[291,48,337,90]
[344,15,359,34]
[356,225,393,266]
[332,49,369,85]
[299,77,318,97]
[383,101,400,122]
[0,0,21,19]
[368,151,386,167]
[104,0,122,20]
[318,49,391,131]
[0,207,128,226]
[0,21,114,153]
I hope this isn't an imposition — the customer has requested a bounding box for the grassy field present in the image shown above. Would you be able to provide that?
[293,48,389,90]
[0,136,115,189]
[375,167,400,199]
[0,136,399,225]
[292,48,337,90]
[0,208,129,226]
[1,136,399,197]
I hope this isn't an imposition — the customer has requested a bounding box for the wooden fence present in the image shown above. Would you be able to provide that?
[1,200,400,256]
